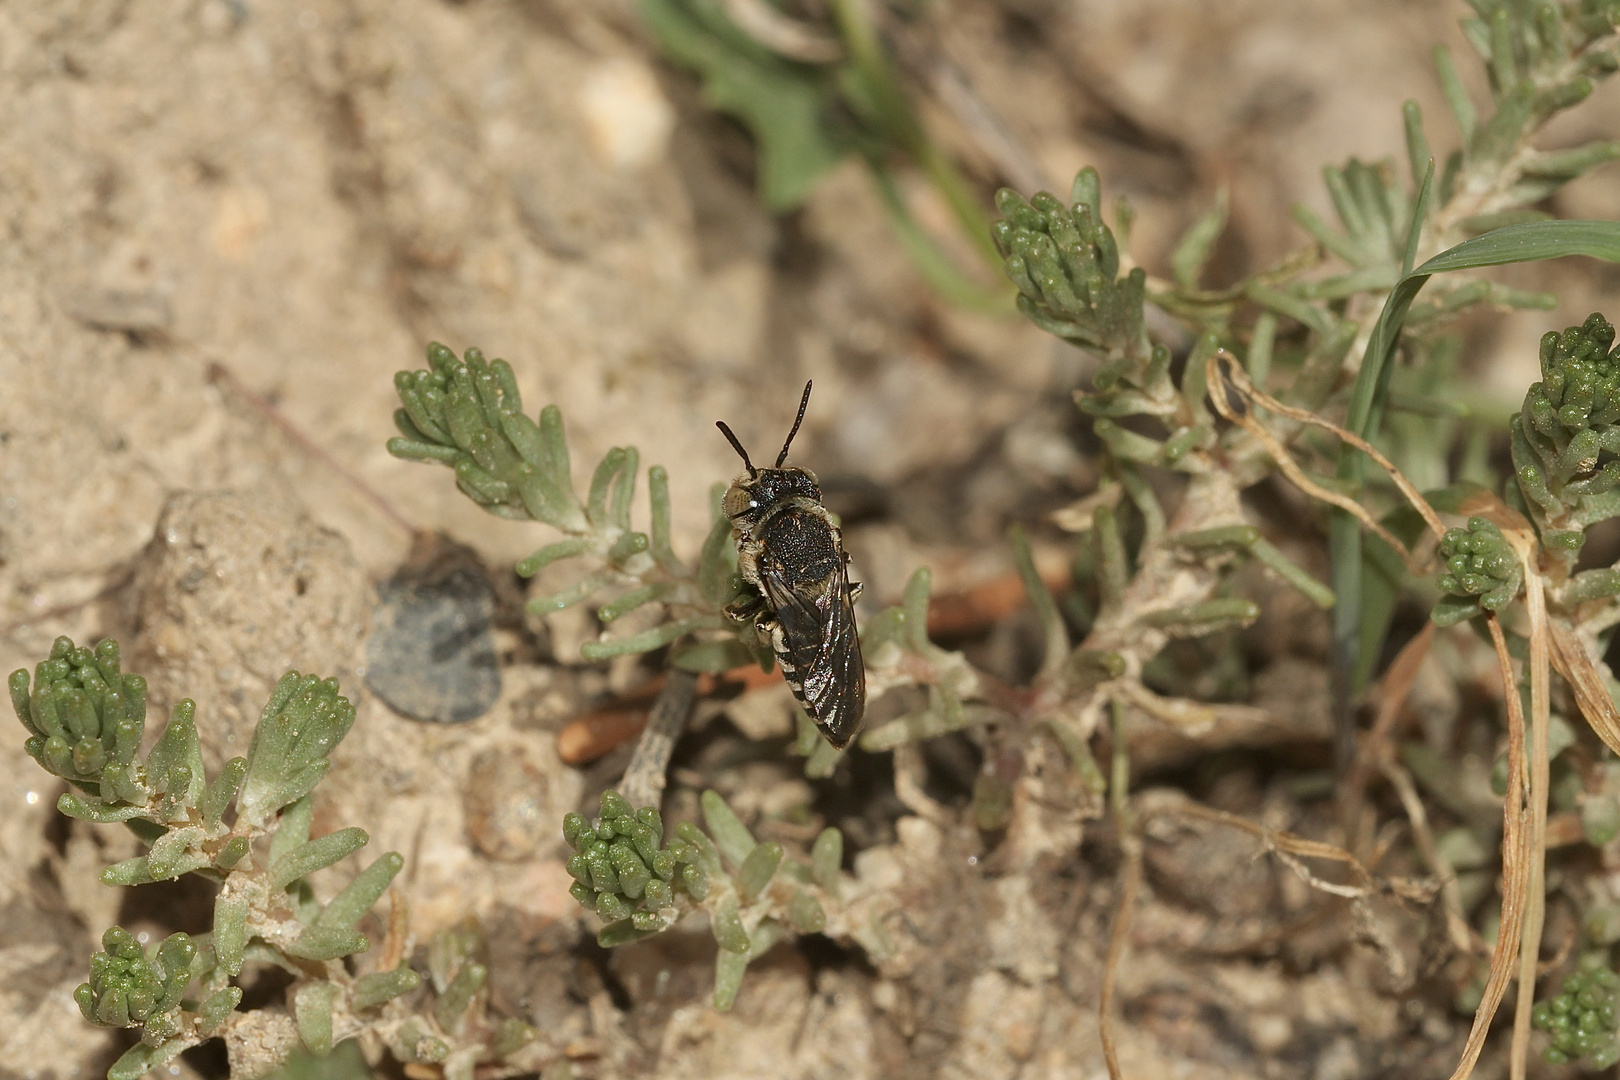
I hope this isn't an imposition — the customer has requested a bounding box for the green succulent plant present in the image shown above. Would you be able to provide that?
[1433,516,1523,625]
[1533,965,1620,1068]
[1512,313,1620,546]
[563,790,710,934]
[10,637,534,1079]
[564,790,877,1011]
[389,342,767,672]
[380,0,1620,1040]
[1431,314,1620,624]
[991,173,1146,366]
[76,929,238,1045]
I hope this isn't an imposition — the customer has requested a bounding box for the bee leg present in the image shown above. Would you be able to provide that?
[849,580,863,602]
[724,589,768,623]
[760,618,787,657]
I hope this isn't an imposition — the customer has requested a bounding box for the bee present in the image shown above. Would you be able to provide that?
[716,382,866,748]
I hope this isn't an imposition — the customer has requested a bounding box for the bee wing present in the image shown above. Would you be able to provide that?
[759,566,866,749]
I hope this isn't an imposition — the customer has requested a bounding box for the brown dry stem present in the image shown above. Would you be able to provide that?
[1341,621,1435,817]
[1098,836,1141,1080]
[1549,618,1620,757]
[1099,698,1139,1080]
[1510,568,1551,1080]
[1209,353,1444,540]
[1204,352,1445,572]
[1447,615,1532,1080]
[1381,757,1481,956]
[1162,801,1385,898]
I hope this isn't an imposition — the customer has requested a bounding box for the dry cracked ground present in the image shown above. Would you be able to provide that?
[2,1,1620,1078]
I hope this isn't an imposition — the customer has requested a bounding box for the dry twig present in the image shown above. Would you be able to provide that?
[618,669,699,811]
[1341,621,1435,818]
[1099,699,1138,1080]
[1205,353,1446,572]
[1447,615,1532,1080]
[1511,562,1551,1080]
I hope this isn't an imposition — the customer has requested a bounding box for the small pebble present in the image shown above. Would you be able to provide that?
[366,535,501,724]
[578,57,675,171]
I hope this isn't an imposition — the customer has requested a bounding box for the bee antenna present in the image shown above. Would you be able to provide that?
[716,420,757,477]
[775,380,813,468]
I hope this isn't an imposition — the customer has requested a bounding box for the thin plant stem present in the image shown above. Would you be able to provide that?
[618,669,698,811]
[1447,614,1532,1080]
[1340,621,1435,821]
[1208,352,1446,544]
[1100,698,1139,1080]
[1511,569,1551,1080]
[1204,356,1433,570]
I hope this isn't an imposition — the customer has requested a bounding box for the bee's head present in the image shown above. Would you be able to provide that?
[722,466,821,522]
[716,380,819,523]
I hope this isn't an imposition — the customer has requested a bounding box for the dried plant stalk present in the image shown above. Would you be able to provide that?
[1099,699,1139,1080]
[1447,615,1532,1080]
[1208,353,1445,539]
[1549,620,1620,757]
[1510,569,1551,1080]
[1204,354,1438,568]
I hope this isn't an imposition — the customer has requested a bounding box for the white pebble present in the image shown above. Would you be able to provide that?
[579,58,676,171]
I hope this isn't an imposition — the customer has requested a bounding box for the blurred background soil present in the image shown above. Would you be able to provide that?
[2,1,1619,1077]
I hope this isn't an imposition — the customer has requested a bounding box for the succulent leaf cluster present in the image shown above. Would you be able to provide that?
[1446,1,1620,214]
[10,638,149,793]
[568,789,853,1010]
[391,343,588,528]
[389,342,753,669]
[237,673,357,829]
[1433,516,1523,625]
[75,929,239,1046]
[1533,965,1620,1068]
[992,170,1149,372]
[564,791,710,936]
[11,637,538,1079]
[1511,313,1620,545]
[992,169,1242,495]
[1426,316,1620,620]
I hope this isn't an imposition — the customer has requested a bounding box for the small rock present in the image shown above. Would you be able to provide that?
[578,57,675,171]
[366,533,500,724]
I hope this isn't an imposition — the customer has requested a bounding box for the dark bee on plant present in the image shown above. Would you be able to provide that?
[716,382,866,748]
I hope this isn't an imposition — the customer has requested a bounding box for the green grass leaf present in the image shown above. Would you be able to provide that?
[638,0,848,210]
